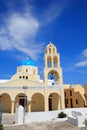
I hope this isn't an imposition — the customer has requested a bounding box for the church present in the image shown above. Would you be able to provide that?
[0,42,87,114]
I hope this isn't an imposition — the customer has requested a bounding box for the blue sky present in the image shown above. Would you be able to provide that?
[0,0,87,85]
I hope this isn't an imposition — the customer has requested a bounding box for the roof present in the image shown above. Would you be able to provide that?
[21,59,36,66]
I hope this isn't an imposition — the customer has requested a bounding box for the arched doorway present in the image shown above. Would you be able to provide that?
[48,93,59,111]
[31,93,44,112]
[15,93,27,111]
[0,93,11,113]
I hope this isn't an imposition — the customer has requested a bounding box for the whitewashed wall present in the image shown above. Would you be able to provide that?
[25,108,87,123]
[24,110,63,123]
[15,107,87,124]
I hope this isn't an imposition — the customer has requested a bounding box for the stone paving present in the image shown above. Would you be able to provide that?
[4,121,87,130]
[2,113,15,125]
[1,113,87,130]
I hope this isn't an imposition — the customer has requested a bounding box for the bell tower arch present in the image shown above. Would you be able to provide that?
[43,42,63,85]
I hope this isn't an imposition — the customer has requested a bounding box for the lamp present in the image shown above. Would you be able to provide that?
[23,86,28,123]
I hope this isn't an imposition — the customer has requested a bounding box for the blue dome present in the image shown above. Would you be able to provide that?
[22,59,36,66]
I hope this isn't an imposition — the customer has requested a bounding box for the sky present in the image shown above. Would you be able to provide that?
[0,0,87,86]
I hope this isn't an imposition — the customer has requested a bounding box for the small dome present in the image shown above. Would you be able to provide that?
[46,42,56,48]
[45,42,57,54]
[22,59,36,66]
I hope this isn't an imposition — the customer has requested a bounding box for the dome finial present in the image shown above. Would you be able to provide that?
[50,41,52,44]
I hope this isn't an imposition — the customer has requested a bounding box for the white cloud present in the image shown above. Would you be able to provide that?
[75,60,87,67]
[8,14,39,40]
[42,0,68,24]
[0,0,68,60]
[74,49,87,67]
[82,49,87,58]
[0,13,45,60]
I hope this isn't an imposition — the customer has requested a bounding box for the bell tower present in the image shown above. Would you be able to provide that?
[43,42,63,85]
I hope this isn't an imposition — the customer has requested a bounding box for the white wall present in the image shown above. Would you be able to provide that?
[24,108,87,123]
[65,107,87,116]
[16,107,87,125]
[25,110,63,123]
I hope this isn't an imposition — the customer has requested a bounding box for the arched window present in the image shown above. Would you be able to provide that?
[53,56,58,67]
[26,69,28,72]
[53,48,55,53]
[53,60,57,67]
[26,76,28,79]
[33,70,35,75]
[47,56,51,68]
[49,48,51,53]
[19,76,21,79]
[47,60,51,68]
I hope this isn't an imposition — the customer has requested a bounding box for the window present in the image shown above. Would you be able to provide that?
[26,69,28,72]
[19,76,21,79]
[53,60,57,67]
[33,70,35,75]
[19,69,21,72]
[70,98,73,108]
[76,99,78,104]
[64,91,66,97]
[49,48,51,53]
[47,60,51,68]
[26,76,28,79]
[65,98,68,104]
[52,82,54,85]
[70,90,72,96]
[53,48,55,53]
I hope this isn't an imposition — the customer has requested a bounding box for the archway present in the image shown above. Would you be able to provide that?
[0,93,11,113]
[47,56,52,68]
[48,70,59,85]
[31,93,44,112]
[15,93,27,111]
[48,93,59,111]
[53,56,58,67]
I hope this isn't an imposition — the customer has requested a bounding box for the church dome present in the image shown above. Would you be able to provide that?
[22,59,36,66]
